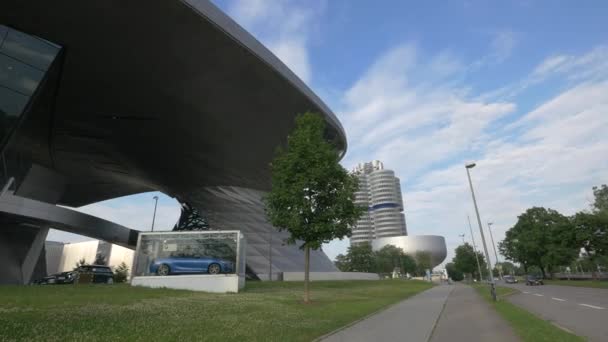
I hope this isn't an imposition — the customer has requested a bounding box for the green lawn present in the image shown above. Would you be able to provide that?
[0,280,432,341]
[472,284,585,342]
[544,279,608,289]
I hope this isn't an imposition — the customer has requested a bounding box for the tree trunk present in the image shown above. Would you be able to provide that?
[304,245,310,304]
[540,265,546,279]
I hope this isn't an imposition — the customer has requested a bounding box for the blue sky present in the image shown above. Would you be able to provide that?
[49,0,608,267]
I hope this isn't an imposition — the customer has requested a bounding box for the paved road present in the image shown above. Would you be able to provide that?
[502,282,608,341]
[430,284,519,342]
[321,285,453,342]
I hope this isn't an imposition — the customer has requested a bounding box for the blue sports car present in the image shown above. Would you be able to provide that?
[150,256,234,276]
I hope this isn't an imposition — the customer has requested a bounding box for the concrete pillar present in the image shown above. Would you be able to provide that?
[21,227,49,284]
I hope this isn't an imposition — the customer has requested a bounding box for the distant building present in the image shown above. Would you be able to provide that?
[351,160,407,244]
[350,160,447,269]
[44,240,134,277]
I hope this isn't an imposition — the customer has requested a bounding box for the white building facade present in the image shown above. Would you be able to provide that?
[351,160,407,245]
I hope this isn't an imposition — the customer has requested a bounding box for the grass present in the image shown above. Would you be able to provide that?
[472,284,585,342]
[0,279,432,341]
[544,279,608,289]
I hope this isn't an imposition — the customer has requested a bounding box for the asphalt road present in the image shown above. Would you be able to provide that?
[501,282,608,341]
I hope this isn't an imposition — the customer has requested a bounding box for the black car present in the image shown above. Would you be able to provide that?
[75,265,115,284]
[525,275,544,286]
[32,271,77,285]
[504,275,518,284]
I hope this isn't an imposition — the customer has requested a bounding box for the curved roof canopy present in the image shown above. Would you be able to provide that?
[1,0,346,206]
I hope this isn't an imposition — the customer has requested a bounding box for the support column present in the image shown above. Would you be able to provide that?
[21,226,49,284]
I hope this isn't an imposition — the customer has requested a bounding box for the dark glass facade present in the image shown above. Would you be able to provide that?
[0,25,60,151]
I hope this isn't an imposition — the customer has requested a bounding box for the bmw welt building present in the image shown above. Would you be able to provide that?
[0,0,344,284]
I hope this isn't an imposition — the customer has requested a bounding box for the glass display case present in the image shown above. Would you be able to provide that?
[132,231,245,278]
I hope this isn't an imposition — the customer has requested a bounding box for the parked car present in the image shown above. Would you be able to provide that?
[503,275,518,284]
[75,265,115,284]
[150,256,234,275]
[32,271,77,285]
[525,275,544,286]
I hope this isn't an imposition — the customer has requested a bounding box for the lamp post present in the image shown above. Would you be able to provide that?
[465,162,496,301]
[151,195,159,232]
[488,222,503,280]
[468,215,484,283]
[459,233,466,244]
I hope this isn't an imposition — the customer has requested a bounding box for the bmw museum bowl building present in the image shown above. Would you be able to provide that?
[0,0,346,284]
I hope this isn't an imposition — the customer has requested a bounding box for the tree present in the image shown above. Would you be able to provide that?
[452,243,486,281]
[374,245,416,276]
[264,113,364,303]
[445,262,463,281]
[334,254,350,272]
[592,184,608,213]
[414,251,433,276]
[333,243,375,272]
[499,207,578,278]
[113,262,130,283]
[573,211,608,278]
[347,243,375,272]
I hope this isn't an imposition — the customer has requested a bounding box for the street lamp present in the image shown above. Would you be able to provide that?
[151,195,159,232]
[459,233,466,244]
[467,215,484,282]
[465,162,497,301]
[488,222,503,280]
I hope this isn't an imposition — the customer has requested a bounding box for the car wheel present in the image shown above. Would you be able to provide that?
[157,264,170,276]
[106,278,114,284]
[208,263,221,275]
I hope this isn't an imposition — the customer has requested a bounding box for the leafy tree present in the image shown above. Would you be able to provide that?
[113,262,130,283]
[592,184,608,213]
[445,262,463,281]
[334,254,350,272]
[264,113,364,303]
[573,212,608,278]
[374,245,416,276]
[347,242,375,272]
[453,243,486,281]
[499,207,578,278]
[414,251,433,276]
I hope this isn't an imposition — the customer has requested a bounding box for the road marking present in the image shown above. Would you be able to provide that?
[579,304,605,310]
[551,297,566,302]
[533,294,544,297]
[523,291,530,294]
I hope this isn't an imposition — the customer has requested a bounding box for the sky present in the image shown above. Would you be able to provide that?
[49,0,608,267]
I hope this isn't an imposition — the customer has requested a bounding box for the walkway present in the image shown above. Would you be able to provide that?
[430,284,519,342]
[321,284,453,342]
[321,283,520,342]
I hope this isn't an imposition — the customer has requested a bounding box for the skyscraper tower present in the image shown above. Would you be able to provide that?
[351,160,407,245]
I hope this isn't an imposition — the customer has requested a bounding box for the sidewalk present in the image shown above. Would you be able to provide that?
[321,284,453,342]
[429,284,519,342]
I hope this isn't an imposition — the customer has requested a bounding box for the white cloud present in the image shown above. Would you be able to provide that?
[480,45,608,102]
[470,30,519,70]
[223,0,324,83]
[339,44,515,180]
[326,42,608,268]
